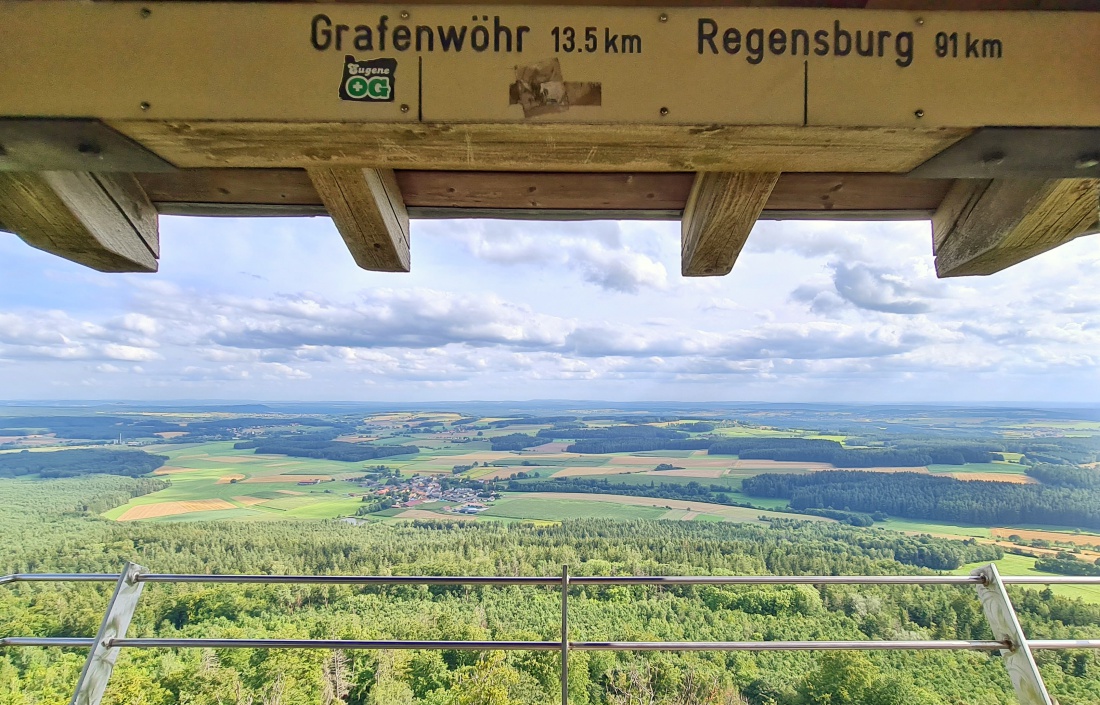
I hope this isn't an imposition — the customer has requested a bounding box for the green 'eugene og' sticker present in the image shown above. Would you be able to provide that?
[339,56,397,102]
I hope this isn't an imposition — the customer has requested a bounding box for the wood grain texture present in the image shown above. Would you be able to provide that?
[933,178,1099,277]
[682,172,780,277]
[137,169,321,207]
[395,171,695,210]
[767,173,952,215]
[109,121,971,174]
[134,168,951,217]
[0,171,158,272]
[307,167,410,272]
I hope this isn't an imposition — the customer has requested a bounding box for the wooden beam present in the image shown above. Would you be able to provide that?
[933,178,1100,277]
[135,168,952,218]
[110,122,970,174]
[306,167,410,272]
[767,173,952,216]
[395,171,694,211]
[0,171,157,272]
[682,172,780,277]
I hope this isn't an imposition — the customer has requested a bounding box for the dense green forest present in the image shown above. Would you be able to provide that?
[741,470,1100,531]
[1026,463,1100,489]
[3,476,1100,704]
[234,439,419,461]
[0,448,167,478]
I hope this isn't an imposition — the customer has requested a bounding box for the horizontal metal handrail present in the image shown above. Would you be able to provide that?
[1,637,96,647]
[110,638,562,650]
[1030,639,1100,649]
[103,638,1010,652]
[1,573,120,584]
[5,572,1100,586]
[137,574,561,585]
[5,565,1100,705]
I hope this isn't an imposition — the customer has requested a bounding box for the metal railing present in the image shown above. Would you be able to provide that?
[3,564,1100,705]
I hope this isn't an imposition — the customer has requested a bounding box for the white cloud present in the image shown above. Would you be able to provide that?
[2,219,1100,401]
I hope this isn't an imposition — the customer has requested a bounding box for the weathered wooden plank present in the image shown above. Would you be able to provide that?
[394,171,694,210]
[0,171,158,272]
[767,173,952,215]
[137,169,320,207]
[5,6,1099,127]
[933,177,1099,277]
[134,168,951,217]
[682,172,780,277]
[110,122,970,174]
[307,167,410,272]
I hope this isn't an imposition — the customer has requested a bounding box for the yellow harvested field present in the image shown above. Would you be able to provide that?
[395,509,473,520]
[117,499,236,521]
[216,474,246,484]
[232,496,268,506]
[991,528,1100,546]
[153,466,199,475]
[953,473,1036,484]
[243,475,331,483]
[336,435,378,442]
[276,489,305,495]
[155,431,188,439]
[645,468,727,478]
[680,511,699,521]
[731,459,833,471]
[553,466,642,478]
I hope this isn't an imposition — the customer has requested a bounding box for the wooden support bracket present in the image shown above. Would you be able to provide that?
[933,178,1100,278]
[307,167,410,273]
[0,171,158,272]
[682,172,780,277]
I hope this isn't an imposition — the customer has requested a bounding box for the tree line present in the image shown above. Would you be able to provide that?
[234,439,419,461]
[0,448,167,478]
[741,470,1100,531]
[4,475,1092,704]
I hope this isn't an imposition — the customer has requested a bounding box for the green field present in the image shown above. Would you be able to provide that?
[96,432,1069,531]
[481,495,668,521]
[951,554,1100,603]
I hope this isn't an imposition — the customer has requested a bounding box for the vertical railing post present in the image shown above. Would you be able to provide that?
[972,563,1053,705]
[561,564,570,705]
[70,562,145,705]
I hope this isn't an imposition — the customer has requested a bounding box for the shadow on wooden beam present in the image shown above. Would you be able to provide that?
[0,171,158,272]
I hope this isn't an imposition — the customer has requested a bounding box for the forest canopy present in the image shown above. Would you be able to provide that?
[742,470,1100,531]
[0,448,167,478]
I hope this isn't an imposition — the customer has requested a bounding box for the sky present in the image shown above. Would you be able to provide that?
[2,215,1100,403]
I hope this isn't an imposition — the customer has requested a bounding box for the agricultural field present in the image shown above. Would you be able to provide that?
[950,553,1100,603]
[4,405,1098,572]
